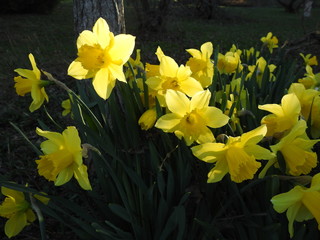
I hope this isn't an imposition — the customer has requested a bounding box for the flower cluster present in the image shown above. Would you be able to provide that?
[5,18,320,239]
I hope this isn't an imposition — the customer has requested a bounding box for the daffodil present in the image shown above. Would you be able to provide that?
[298,65,320,89]
[191,125,274,183]
[0,187,36,238]
[309,97,320,138]
[155,90,229,146]
[14,53,49,112]
[246,57,276,87]
[229,44,242,56]
[125,49,144,81]
[36,126,92,190]
[244,47,260,62]
[68,18,135,100]
[288,83,319,121]
[217,51,243,74]
[260,32,278,53]
[138,108,157,130]
[146,49,203,106]
[300,53,318,66]
[270,120,319,176]
[258,93,301,137]
[186,42,214,88]
[271,173,320,238]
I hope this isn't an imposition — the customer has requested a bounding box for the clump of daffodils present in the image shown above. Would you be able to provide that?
[7,17,320,239]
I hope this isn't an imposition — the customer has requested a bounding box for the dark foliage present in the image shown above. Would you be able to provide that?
[0,0,60,14]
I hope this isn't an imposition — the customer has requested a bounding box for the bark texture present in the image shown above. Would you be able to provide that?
[73,0,125,35]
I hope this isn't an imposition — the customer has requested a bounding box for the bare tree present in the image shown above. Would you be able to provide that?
[73,0,125,35]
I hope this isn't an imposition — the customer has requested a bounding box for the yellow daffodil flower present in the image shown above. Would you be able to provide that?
[258,93,301,137]
[192,125,274,183]
[68,18,135,100]
[138,108,157,130]
[146,51,203,106]
[229,44,242,56]
[300,53,318,66]
[125,49,144,81]
[14,53,49,112]
[271,173,320,238]
[260,32,278,53]
[244,47,260,61]
[270,120,319,176]
[0,187,36,238]
[186,42,214,88]
[298,65,320,89]
[155,90,229,146]
[246,57,277,87]
[36,126,92,190]
[288,83,319,121]
[217,51,243,74]
[309,97,320,138]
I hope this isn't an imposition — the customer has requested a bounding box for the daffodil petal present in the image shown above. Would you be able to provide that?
[109,34,135,63]
[92,68,116,100]
[202,107,229,128]
[55,167,74,186]
[160,56,178,78]
[155,113,181,131]
[76,30,98,49]
[191,143,226,163]
[165,90,189,116]
[68,61,89,79]
[5,212,27,238]
[207,160,229,183]
[1,187,25,202]
[74,164,92,190]
[28,53,41,79]
[190,90,210,111]
[271,186,304,213]
[92,17,110,49]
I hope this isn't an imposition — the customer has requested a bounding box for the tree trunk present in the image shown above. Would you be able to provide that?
[73,0,125,35]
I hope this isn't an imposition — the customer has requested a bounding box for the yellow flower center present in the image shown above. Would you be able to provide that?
[77,44,106,70]
[186,112,197,125]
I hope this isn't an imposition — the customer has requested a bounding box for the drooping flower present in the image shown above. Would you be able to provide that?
[35,126,92,190]
[300,53,318,66]
[288,83,319,121]
[68,18,135,100]
[298,65,320,89]
[186,42,214,88]
[260,32,278,53]
[138,108,157,130]
[270,120,319,176]
[0,187,35,238]
[271,173,320,238]
[258,93,301,137]
[246,57,276,87]
[191,125,274,183]
[217,51,243,74]
[14,53,49,112]
[155,90,229,146]
[146,49,203,106]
